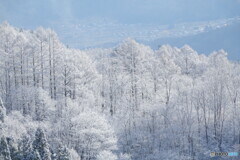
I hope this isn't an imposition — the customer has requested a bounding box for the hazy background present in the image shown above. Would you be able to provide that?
[0,0,240,60]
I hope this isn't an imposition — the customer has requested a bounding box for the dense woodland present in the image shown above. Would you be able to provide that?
[0,22,240,160]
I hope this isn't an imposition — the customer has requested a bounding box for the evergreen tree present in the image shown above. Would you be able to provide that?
[0,136,12,160]
[57,145,70,160]
[0,98,6,138]
[51,153,57,160]
[6,138,18,160]
[32,128,51,160]
[0,97,6,123]
[18,136,42,160]
[18,135,32,160]
[26,150,42,160]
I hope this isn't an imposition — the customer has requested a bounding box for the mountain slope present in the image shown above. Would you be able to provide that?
[144,22,240,60]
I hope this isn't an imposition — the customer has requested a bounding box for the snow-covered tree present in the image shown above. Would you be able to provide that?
[70,111,117,160]
[68,149,80,160]
[26,150,42,160]
[3,111,37,141]
[56,145,70,160]
[0,98,6,123]
[0,22,239,160]
[17,135,33,160]
[6,138,18,160]
[33,128,52,160]
[96,150,117,160]
[0,97,6,136]
[0,136,11,160]
[119,153,132,160]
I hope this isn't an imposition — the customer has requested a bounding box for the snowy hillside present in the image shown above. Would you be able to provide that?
[0,22,240,160]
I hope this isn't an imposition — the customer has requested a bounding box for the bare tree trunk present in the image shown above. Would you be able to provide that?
[52,39,57,100]
[32,48,36,87]
[49,35,53,98]
[40,41,44,89]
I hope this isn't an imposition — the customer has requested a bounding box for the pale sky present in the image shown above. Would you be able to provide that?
[1,0,240,27]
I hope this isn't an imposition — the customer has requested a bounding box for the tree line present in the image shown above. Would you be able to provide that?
[0,22,240,160]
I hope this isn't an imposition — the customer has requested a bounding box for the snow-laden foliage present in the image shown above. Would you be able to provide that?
[0,22,240,160]
[0,98,6,123]
[32,128,52,160]
[96,150,117,160]
[56,145,71,160]
[0,136,12,160]
[70,111,118,159]
[68,148,80,160]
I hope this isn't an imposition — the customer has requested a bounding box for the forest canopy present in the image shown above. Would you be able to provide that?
[0,22,240,160]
